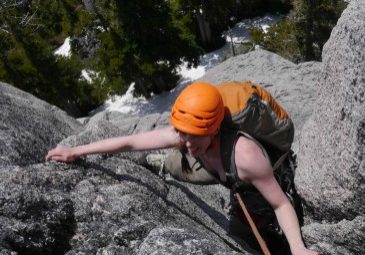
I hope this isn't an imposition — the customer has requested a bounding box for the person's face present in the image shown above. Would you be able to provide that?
[178,131,212,157]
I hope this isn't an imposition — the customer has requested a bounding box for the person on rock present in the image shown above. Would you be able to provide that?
[46,81,319,255]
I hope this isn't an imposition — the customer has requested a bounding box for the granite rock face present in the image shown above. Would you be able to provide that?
[0,83,242,254]
[295,1,365,254]
[0,155,240,254]
[0,83,82,167]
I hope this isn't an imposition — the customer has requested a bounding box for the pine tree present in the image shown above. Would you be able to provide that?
[91,0,203,97]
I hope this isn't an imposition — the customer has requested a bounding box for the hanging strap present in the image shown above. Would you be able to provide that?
[235,192,272,255]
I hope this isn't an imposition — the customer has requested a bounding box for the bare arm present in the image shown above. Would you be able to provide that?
[235,137,319,255]
[46,126,180,162]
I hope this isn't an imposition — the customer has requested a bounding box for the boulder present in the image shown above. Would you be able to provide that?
[0,81,240,255]
[295,1,365,254]
[301,217,364,255]
[0,82,242,252]
[0,157,243,254]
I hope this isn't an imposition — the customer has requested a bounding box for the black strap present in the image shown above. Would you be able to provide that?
[220,129,286,191]
[219,128,253,191]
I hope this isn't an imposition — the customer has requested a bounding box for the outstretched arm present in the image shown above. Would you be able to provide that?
[46,126,180,162]
[235,137,319,255]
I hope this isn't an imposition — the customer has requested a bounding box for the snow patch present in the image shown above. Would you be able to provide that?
[81,69,99,84]
[222,14,283,43]
[177,62,206,82]
[102,83,149,115]
[54,37,71,57]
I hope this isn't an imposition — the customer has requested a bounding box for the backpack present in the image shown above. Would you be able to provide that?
[217,81,294,154]
[215,82,302,237]
[215,81,297,193]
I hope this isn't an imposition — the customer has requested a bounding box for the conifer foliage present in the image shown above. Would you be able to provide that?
[0,0,202,116]
[0,0,98,117]
[90,0,202,98]
[0,0,346,116]
[249,0,347,62]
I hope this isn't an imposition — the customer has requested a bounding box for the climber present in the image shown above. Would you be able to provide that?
[46,81,319,255]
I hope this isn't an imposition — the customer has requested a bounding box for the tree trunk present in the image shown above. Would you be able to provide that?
[195,3,212,47]
[196,14,212,45]
[304,0,315,60]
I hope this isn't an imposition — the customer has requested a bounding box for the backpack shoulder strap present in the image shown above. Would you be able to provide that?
[220,129,254,190]
[220,129,282,190]
[219,128,238,189]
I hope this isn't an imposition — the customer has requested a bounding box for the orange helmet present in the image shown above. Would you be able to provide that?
[170,81,224,135]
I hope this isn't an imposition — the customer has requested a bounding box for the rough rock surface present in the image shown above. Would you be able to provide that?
[0,154,241,254]
[0,83,82,167]
[295,1,365,254]
[0,83,243,254]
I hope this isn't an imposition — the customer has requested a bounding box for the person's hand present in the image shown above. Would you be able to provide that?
[292,246,320,255]
[46,145,78,163]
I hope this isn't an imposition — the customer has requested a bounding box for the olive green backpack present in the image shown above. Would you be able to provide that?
[217,81,294,155]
